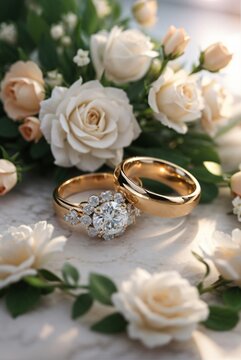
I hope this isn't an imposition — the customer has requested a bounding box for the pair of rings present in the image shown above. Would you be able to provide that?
[53,157,201,241]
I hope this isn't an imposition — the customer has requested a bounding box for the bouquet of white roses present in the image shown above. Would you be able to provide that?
[0,0,238,211]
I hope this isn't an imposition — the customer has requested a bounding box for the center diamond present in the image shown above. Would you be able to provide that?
[93,201,129,237]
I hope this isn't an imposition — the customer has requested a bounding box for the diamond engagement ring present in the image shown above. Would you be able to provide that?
[53,173,140,240]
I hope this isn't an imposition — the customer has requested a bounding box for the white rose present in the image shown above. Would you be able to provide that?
[112,268,208,348]
[90,26,158,84]
[201,229,241,285]
[0,221,67,289]
[132,0,158,27]
[201,78,232,136]
[162,25,190,57]
[40,78,140,171]
[0,159,17,196]
[148,67,204,133]
[232,196,241,222]
[203,43,232,72]
[230,171,241,197]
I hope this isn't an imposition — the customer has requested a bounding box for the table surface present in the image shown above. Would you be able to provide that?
[1,2,241,360]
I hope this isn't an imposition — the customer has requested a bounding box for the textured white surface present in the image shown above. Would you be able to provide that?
[0,173,241,360]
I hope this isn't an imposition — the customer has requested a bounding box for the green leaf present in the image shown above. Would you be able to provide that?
[128,146,190,168]
[30,138,50,159]
[27,11,49,44]
[39,269,62,282]
[24,276,51,288]
[223,287,241,310]
[81,0,98,35]
[72,293,93,319]
[192,251,210,278]
[62,263,79,286]
[181,144,220,164]
[199,181,219,204]
[190,167,223,184]
[0,0,24,22]
[0,117,19,138]
[38,34,59,70]
[6,282,41,318]
[202,305,239,331]
[39,0,77,24]
[89,273,117,306]
[91,312,128,334]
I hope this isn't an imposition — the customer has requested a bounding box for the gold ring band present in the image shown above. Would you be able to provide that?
[114,157,201,218]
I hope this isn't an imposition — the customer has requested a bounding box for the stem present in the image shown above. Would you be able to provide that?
[199,278,232,295]
[190,64,203,75]
[159,58,169,75]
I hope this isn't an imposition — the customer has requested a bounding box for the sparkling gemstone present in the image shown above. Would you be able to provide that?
[87,226,98,238]
[83,204,94,215]
[100,190,113,202]
[103,234,114,241]
[114,192,124,204]
[88,195,99,207]
[80,215,92,226]
[64,209,80,225]
[93,201,129,237]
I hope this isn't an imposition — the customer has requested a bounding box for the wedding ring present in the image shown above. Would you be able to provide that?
[53,173,140,241]
[114,157,201,218]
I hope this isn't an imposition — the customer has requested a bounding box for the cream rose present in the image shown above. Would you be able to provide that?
[232,196,241,222]
[203,43,232,72]
[0,221,67,289]
[201,78,232,136]
[112,268,208,348]
[231,171,241,197]
[39,79,140,171]
[201,229,241,285]
[148,67,203,133]
[0,61,45,120]
[132,0,158,27]
[162,25,190,57]
[0,159,17,196]
[19,116,42,143]
[90,26,158,84]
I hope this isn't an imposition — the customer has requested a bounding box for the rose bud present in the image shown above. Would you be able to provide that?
[203,43,232,72]
[0,159,17,196]
[162,25,190,58]
[132,0,157,27]
[231,171,241,196]
[19,116,42,143]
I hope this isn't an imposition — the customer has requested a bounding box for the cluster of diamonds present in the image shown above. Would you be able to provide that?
[63,191,140,241]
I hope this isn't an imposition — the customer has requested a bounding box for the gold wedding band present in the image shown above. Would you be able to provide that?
[114,157,201,218]
[53,157,201,240]
[53,172,140,240]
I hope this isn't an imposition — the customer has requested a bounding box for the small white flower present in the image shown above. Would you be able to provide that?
[92,0,111,17]
[73,49,90,67]
[112,268,208,348]
[233,196,241,222]
[50,23,65,40]
[61,35,71,47]
[25,0,42,15]
[0,221,67,289]
[62,12,78,30]
[0,23,17,44]
[201,228,241,285]
[46,70,63,87]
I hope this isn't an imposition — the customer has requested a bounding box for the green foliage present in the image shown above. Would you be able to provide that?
[6,282,41,318]
[62,263,80,286]
[203,305,239,331]
[72,293,93,319]
[27,11,49,44]
[89,273,117,306]
[222,287,241,311]
[91,312,128,334]
[0,117,19,138]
